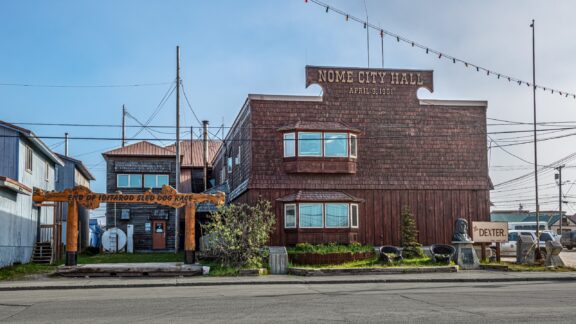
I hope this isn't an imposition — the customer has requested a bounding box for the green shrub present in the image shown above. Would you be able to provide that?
[287,243,373,255]
[400,206,424,259]
[202,200,276,269]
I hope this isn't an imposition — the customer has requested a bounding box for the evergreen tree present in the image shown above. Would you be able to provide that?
[400,206,424,259]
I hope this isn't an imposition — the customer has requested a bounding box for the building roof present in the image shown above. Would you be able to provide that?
[277,191,363,203]
[165,140,222,168]
[103,140,222,168]
[277,121,361,133]
[0,120,64,166]
[490,210,565,225]
[55,153,96,181]
[102,141,176,157]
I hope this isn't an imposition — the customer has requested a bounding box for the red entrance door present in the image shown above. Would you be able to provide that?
[152,220,166,250]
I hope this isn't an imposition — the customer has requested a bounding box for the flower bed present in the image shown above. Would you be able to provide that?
[288,251,375,265]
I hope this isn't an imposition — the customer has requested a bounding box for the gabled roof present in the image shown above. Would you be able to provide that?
[56,153,96,181]
[277,191,363,203]
[0,120,64,166]
[165,140,222,168]
[102,141,176,157]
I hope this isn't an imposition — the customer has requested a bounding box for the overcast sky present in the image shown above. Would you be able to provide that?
[2,0,576,213]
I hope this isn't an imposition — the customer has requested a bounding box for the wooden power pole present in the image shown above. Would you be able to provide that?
[121,105,126,147]
[175,46,181,254]
[203,120,209,191]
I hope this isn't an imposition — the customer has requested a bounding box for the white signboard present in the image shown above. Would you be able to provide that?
[472,221,508,243]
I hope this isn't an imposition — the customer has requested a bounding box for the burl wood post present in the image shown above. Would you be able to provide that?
[65,200,78,266]
[184,203,197,264]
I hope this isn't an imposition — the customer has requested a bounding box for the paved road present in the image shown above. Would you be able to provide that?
[1,281,575,323]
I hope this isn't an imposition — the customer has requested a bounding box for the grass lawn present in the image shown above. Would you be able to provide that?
[0,263,57,281]
[291,256,454,269]
[76,252,184,264]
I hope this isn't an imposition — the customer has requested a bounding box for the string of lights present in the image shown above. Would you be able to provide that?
[305,0,576,99]
[0,81,172,88]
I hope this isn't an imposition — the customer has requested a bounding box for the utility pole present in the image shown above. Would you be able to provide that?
[175,46,181,254]
[64,132,69,156]
[203,120,209,191]
[363,0,370,68]
[530,20,541,260]
[556,165,565,234]
[122,105,126,147]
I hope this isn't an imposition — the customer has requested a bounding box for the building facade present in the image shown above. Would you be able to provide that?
[55,153,95,251]
[212,66,491,246]
[0,121,63,267]
[102,140,221,252]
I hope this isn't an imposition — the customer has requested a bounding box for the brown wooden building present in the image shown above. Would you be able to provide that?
[212,66,491,246]
[102,140,221,251]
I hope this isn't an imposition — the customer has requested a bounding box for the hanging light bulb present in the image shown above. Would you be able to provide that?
[426,48,429,54]
[396,36,400,42]
[453,58,456,63]
[345,14,349,21]
[325,6,329,13]
[363,22,367,29]
[380,30,384,38]
[438,53,442,59]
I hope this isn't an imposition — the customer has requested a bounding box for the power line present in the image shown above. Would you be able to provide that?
[180,82,203,126]
[306,0,576,99]
[0,81,172,88]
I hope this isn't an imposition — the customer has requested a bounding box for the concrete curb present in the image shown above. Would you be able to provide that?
[3,275,576,291]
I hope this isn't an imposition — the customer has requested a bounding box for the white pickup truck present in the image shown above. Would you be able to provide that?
[495,230,557,257]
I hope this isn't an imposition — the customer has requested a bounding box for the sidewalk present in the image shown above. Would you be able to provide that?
[3,270,576,291]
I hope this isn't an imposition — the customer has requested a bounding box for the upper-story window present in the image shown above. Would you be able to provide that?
[44,161,50,182]
[283,131,358,158]
[25,145,33,173]
[117,174,142,188]
[144,174,169,188]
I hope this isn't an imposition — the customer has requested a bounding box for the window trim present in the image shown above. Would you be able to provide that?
[284,204,297,229]
[44,161,50,182]
[25,145,33,173]
[350,204,359,228]
[350,134,358,158]
[283,132,296,157]
[298,203,324,228]
[297,132,323,157]
[324,203,350,228]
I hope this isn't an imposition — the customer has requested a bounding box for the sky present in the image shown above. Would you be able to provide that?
[2,0,576,214]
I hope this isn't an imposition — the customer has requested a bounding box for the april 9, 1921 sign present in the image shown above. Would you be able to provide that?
[472,222,508,243]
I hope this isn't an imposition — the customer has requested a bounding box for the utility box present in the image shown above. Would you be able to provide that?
[269,246,288,274]
[516,234,535,265]
[127,225,134,253]
[545,240,564,267]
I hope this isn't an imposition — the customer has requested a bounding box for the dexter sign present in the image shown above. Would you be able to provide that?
[472,222,508,243]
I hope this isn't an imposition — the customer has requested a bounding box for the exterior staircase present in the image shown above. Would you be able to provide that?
[31,242,53,264]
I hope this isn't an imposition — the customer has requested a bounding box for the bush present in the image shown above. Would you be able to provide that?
[202,200,276,269]
[400,206,424,259]
[287,243,374,255]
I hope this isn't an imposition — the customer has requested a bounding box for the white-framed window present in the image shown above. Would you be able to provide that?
[283,133,296,157]
[284,204,297,229]
[117,174,142,188]
[44,161,50,182]
[299,203,323,228]
[350,134,358,158]
[298,132,322,157]
[350,204,359,228]
[325,203,349,228]
[324,133,348,157]
[144,174,169,188]
[25,145,33,173]
[227,157,233,173]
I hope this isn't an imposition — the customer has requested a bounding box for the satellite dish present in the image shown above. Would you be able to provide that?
[101,228,127,252]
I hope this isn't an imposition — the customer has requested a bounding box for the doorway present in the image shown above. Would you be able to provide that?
[152,220,166,250]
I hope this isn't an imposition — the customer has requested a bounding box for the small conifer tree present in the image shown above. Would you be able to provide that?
[400,206,424,259]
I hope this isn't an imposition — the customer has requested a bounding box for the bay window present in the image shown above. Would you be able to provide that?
[283,133,295,157]
[284,204,296,228]
[350,204,359,228]
[298,132,322,156]
[350,134,357,158]
[324,133,348,157]
[299,203,323,228]
[325,203,349,228]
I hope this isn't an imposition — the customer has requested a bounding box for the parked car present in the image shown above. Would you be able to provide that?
[493,230,551,257]
[561,231,576,250]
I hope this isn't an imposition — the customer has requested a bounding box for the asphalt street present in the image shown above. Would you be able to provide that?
[1,281,575,323]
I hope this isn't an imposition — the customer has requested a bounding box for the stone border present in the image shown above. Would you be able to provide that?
[288,251,375,265]
[288,265,458,276]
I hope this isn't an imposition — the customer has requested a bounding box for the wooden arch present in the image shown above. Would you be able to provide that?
[33,185,225,266]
